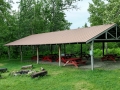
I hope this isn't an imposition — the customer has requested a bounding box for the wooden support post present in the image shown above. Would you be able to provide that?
[58,45,61,66]
[90,41,94,70]
[37,46,39,64]
[8,46,10,60]
[20,46,23,62]
[50,45,52,54]
[80,44,82,57]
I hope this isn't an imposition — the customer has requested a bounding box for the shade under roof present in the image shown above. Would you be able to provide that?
[5,24,116,46]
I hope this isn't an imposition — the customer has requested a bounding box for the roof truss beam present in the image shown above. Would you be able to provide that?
[117,36,120,39]
[107,32,116,39]
[95,25,120,41]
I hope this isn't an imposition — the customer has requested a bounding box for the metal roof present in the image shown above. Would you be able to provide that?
[5,23,118,46]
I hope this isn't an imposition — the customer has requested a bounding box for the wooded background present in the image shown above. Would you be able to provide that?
[0,0,120,59]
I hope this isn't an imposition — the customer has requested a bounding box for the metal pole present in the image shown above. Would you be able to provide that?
[58,45,61,66]
[116,26,117,39]
[36,45,39,64]
[102,42,105,56]
[105,32,108,54]
[90,41,94,70]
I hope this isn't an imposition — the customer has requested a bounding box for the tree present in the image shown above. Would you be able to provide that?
[88,0,107,26]
[0,0,16,57]
[18,0,81,36]
[88,0,120,26]
[0,0,82,57]
[82,23,88,28]
[104,0,120,25]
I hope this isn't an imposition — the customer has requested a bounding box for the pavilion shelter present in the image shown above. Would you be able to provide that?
[5,23,120,70]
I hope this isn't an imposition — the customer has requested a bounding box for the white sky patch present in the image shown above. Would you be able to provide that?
[11,0,19,11]
[65,0,92,29]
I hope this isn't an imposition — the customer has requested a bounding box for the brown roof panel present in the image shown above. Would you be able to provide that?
[5,24,116,46]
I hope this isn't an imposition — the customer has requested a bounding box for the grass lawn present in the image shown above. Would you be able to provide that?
[0,59,120,90]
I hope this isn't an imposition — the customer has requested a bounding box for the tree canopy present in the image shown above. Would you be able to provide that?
[0,0,81,58]
[88,0,120,26]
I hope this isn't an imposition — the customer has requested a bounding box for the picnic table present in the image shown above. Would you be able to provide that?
[56,54,76,63]
[63,58,86,68]
[31,55,43,61]
[42,54,58,62]
[42,55,53,62]
[56,56,71,63]
[101,54,117,62]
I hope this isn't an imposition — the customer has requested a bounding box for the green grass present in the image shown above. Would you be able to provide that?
[0,59,120,90]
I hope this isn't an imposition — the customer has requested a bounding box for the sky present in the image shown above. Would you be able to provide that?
[11,0,92,29]
[64,0,92,29]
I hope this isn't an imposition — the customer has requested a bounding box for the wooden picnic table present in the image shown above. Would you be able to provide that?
[42,55,53,62]
[42,54,58,62]
[56,54,76,63]
[63,58,86,68]
[31,55,43,61]
[101,54,117,62]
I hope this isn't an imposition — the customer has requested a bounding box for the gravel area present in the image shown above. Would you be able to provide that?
[37,58,120,70]
[80,58,120,70]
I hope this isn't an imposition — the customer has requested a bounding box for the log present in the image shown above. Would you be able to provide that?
[10,70,30,76]
[0,68,7,73]
[16,70,30,74]
[21,65,33,69]
[31,70,47,78]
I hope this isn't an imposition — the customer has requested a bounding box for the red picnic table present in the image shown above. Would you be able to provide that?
[31,55,43,61]
[101,54,117,62]
[56,56,71,63]
[42,54,58,62]
[63,57,86,68]
[42,56,53,62]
